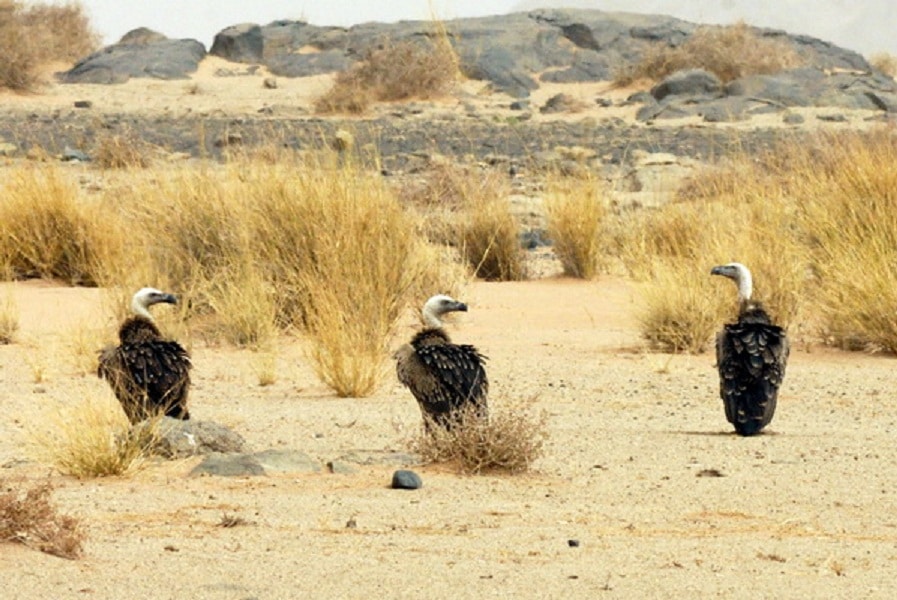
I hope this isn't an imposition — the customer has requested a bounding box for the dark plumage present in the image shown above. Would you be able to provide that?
[712,263,789,436]
[395,295,488,429]
[98,288,191,424]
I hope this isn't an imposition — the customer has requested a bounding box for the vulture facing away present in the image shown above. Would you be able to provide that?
[98,288,192,424]
[711,263,789,436]
[395,295,488,430]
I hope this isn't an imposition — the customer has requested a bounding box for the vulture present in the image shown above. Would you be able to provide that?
[395,294,488,430]
[711,263,789,436]
[98,288,192,424]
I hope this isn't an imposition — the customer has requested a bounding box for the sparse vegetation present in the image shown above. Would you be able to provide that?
[0,479,85,559]
[615,21,803,86]
[0,289,18,343]
[26,393,159,478]
[93,127,153,169]
[315,35,460,114]
[0,166,127,286]
[410,399,547,474]
[0,0,99,91]
[545,174,609,279]
[870,52,897,78]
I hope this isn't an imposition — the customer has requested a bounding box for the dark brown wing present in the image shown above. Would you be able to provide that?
[98,338,191,424]
[396,328,488,426]
[716,320,788,436]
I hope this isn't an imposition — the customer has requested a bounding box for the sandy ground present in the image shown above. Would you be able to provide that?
[1,277,897,599]
[1,57,897,599]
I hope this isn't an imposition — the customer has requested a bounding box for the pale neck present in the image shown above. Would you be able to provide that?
[131,299,153,320]
[736,268,753,303]
[422,309,442,328]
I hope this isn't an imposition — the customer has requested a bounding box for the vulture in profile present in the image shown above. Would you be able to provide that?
[711,263,789,436]
[98,288,192,424]
[395,294,488,430]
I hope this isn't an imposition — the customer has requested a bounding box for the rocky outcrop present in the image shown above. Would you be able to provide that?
[632,67,897,123]
[204,9,876,98]
[58,28,206,84]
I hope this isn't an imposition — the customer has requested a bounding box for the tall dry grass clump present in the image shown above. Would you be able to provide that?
[0,479,85,559]
[544,174,609,279]
[0,1,99,91]
[315,33,460,114]
[638,259,727,353]
[616,21,802,85]
[0,290,18,343]
[93,127,153,169]
[26,393,158,478]
[790,129,897,351]
[246,153,432,396]
[410,400,547,474]
[0,166,128,285]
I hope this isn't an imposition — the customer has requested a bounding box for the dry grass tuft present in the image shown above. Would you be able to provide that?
[0,479,85,559]
[545,174,609,279]
[315,35,460,114]
[638,260,726,353]
[0,166,127,285]
[0,0,99,91]
[0,290,18,343]
[616,21,802,85]
[454,170,525,281]
[27,393,158,478]
[870,52,897,78]
[93,127,153,169]
[410,399,547,474]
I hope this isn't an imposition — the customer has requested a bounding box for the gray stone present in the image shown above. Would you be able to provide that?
[189,453,265,477]
[782,112,805,124]
[651,69,723,101]
[391,469,423,490]
[252,449,321,473]
[209,23,264,63]
[151,417,246,458]
[61,147,90,162]
[58,32,206,84]
[326,460,358,475]
[338,450,420,467]
[540,93,583,114]
[0,142,17,157]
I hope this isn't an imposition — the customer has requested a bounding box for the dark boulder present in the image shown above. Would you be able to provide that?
[209,23,264,63]
[58,29,205,84]
[651,69,723,101]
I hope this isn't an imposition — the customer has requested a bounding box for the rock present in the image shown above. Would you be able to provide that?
[262,77,277,89]
[151,418,246,458]
[651,69,723,101]
[568,539,581,547]
[0,141,17,157]
[189,453,265,477]
[326,460,358,475]
[58,31,206,84]
[210,23,264,63]
[725,70,820,107]
[540,93,585,114]
[73,100,92,109]
[252,449,321,473]
[782,112,805,124]
[338,450,420,467]
[391,469,423,490]
[61,147,90,162]
[331,129,354,152]
[118,27,167,45]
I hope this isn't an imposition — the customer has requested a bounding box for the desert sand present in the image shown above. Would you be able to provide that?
[2,61,897,599]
